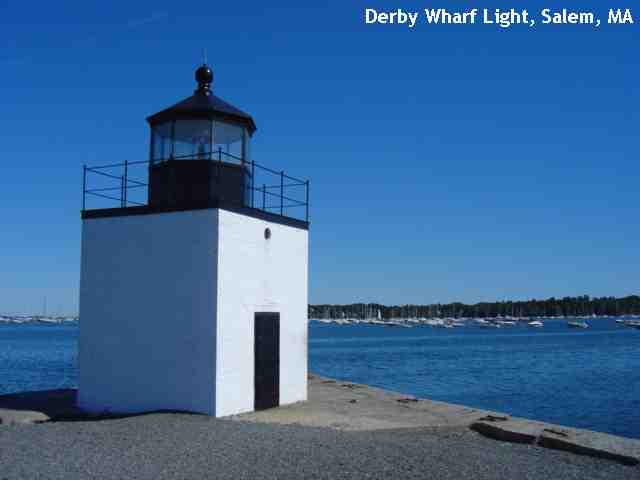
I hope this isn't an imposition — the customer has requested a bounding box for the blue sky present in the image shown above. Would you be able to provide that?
[1,1,638,313]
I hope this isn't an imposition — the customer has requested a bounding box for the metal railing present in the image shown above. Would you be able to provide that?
[82,151,310,222]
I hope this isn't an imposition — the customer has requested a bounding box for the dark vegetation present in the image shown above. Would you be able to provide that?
[309,295,640,320]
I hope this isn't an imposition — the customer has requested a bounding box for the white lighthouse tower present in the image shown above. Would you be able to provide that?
[78,64,309,417]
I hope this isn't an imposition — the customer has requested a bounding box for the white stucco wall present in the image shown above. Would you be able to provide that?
[215,209,308,417]
[79,207,308,417]
[78,209,218,415]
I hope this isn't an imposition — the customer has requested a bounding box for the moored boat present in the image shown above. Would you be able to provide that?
[479,322,501,328]
[568,320,589,329]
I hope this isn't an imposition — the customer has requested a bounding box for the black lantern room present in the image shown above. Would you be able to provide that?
[82,64,309,225]
[146,64,257,209]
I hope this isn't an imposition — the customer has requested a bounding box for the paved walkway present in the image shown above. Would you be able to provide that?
[232,375,640,465]
[231,374,495,431]
[1,374,639,467]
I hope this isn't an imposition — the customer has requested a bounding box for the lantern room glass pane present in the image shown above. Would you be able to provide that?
[152,122,173,161]
[150,119,250,163]
[174,119,212,160]
[213,121,244,162]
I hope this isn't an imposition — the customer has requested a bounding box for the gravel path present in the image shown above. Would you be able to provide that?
[1,414,638,479]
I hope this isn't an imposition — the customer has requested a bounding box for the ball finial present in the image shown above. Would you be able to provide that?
[195,64,213,95]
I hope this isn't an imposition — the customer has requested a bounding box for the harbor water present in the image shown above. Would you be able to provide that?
[1,318,639,439]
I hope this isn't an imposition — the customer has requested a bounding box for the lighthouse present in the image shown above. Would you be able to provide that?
[78,64,309,417]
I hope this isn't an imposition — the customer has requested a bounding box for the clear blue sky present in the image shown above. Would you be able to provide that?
[1,1,638,314]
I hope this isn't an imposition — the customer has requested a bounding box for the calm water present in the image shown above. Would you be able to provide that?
[310,319,640,439]
[0,324,78,394]
[1,319,639,439]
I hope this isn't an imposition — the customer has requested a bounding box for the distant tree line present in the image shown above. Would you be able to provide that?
[309,295,640,320]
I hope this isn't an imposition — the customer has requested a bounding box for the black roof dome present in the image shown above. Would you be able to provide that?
[146,64,257,135]
[195,64,213,88]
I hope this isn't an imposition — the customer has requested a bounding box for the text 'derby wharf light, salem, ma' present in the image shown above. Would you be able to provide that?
[77,64,310,416]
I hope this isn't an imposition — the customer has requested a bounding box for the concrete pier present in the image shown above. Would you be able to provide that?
[233,375,640,466]
[1,375,639,478]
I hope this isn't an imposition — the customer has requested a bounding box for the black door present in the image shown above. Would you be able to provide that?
[254,312,280,410]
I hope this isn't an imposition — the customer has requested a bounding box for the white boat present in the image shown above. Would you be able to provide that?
[528,320,544,328]
[425,319,445,327]
[479,322,501,328]
[568,320,589,329]
[385,321,412,328]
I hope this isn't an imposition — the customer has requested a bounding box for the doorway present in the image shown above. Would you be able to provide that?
[254,312,280,410]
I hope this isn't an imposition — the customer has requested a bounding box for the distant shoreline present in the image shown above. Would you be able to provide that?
[2,313,640,327]
[310,314,640,329]
[310,295,640,321]
[0,315,78,325]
